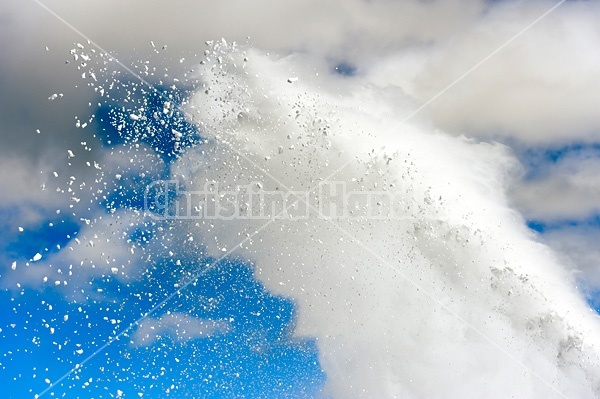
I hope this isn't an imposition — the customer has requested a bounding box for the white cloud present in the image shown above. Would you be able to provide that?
[511,154,600,220]
[365,1,600,143]
[131,313,229,347]
[0,156,64,224]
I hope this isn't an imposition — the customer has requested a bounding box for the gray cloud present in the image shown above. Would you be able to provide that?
[511,155,600,221]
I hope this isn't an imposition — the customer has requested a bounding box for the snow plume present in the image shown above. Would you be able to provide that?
[2,1,600,397]
[162,41,600,398]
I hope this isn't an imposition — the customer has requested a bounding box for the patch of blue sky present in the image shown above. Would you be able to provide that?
[526,214,600,234]
[333,62,357,77]
[96,85,200,164]
[514,142,600,181]
[96,85,196,213]
[1,214,79,263]
[586,289,600,315]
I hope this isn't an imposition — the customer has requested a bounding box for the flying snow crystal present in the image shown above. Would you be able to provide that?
[32,253,42,262]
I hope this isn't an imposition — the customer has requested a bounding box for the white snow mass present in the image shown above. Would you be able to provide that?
[169,41,600,398]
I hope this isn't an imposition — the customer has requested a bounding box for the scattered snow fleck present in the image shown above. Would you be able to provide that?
[32,253,42,262]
